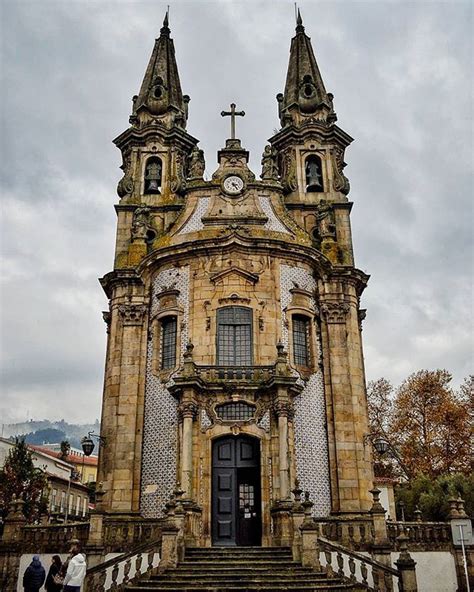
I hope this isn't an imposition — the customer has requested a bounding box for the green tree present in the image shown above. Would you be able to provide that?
[395,473,473,521]
[0,438,49,524]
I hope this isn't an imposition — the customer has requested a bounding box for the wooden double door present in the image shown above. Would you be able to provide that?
[212,436,262,546]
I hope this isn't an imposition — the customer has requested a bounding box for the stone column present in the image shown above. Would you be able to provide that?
[179,399,197,500]
[274,393,292,501]
[320,284,373,514]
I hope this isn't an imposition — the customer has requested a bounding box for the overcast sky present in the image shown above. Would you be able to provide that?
[0,0,472,424]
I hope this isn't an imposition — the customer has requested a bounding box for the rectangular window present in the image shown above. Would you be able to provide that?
[51,489,57,511]
[161,316,177,369]
[60,491,66,513]
[217,307,252,366]
[293,315,311,366]
[76,495,81,516]
[83,497,87,516]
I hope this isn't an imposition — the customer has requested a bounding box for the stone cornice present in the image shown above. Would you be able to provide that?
[99,269,145,299]
[113,123,198,152]
[269,122,353,150]
[329,267,370,296]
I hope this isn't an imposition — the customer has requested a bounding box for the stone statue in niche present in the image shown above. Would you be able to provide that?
[261,145,279,180]
[316,200,336,239]
[131,204,151,241]
[117,153,134,199]
[188,146,205,179]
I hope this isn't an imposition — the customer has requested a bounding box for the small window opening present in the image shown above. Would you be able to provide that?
[305,155,324,193]
[216,402,255,422]
[161,316,177,370]
[293,315,311,367]
[144,157,162,194]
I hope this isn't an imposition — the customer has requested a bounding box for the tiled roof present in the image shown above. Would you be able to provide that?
[29,445,98,466]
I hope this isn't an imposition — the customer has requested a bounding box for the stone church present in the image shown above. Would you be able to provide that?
[97,10,374,549]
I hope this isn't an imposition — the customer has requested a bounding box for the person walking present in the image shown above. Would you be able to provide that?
[63,547,87,592]
[23,555,46,592]
[45,555,63,592]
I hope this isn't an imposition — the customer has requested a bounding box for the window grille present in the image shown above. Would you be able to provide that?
[216,402,256,422]
[217,307,252,366]
[161,316,177,370]
[293,315,311,366]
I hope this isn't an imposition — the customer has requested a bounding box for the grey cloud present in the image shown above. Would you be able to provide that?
[1,0,472,423]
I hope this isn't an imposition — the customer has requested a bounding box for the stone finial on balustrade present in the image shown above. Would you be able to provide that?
[302,491,314,526]
[395,533,418,592]
[1,495,27,544]
[183,341,195,376]
[456,495,468,519]
[369,487,389,547]
[413,506,422,523]
[292,479,304,512]
[448,497,460,520]
[275,340,289,375]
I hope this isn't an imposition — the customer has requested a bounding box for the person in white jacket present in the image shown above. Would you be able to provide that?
[63,551,87,592]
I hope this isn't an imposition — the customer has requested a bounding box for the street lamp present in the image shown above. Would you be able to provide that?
[364,433,411,479]
[81,431,106,457]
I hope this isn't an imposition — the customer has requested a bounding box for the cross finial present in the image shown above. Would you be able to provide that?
[220,103,245,139]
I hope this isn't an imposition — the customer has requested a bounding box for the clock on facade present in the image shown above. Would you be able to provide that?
[223,175,244,195]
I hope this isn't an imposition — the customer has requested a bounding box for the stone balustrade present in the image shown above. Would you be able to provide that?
[195,364,275,383]
[387,521,452,550]
[314,516,375,551]
[21,523,89,553]
[102,518,162,552]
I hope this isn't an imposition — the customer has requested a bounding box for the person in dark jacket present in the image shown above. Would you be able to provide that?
[45,555,63,592]
[23,555,46,592]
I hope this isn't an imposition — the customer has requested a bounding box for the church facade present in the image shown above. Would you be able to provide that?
[97,12,374,548]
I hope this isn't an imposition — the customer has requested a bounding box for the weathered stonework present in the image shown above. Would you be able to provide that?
[97,13,374,548]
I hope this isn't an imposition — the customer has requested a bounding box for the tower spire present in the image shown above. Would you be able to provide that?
[132,9,189,128]
[277,11,336,127]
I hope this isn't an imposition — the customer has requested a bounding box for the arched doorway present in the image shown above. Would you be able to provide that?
[212,435,262,546]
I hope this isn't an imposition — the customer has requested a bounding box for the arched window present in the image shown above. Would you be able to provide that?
[144,157,162,194]
[292,315,311,366]
[305,155,324,193]
[217,307,253,366]
[161,316,177,370]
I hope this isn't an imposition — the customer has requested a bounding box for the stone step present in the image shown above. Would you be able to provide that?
[127,585,356,592]
[185,546,291,554]
[151,573,328,581]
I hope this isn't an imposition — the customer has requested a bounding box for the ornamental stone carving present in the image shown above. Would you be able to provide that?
[320,301,350,324]
[170,147,187,193]
[316,200,336,239]
[281,149,297,193]
[118,303,147,326]
[178,401,198,420]
[261,145,279,180]
[272,399,294,419]
[117,153,134,199]
[131,204,152,241]
[187,145,205,179]
[332,147,350,195]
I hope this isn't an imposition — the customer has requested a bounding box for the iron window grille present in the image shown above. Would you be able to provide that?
[216,402,256,422]
[292,315,311,366]
[161,316,177,370]
[216,306,253,366]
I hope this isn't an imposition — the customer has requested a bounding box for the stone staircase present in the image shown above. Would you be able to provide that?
[125,546,366,591]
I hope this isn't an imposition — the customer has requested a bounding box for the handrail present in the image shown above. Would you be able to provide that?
[317,535,399,592]
[84,537,161,592]
[318,536,398,576]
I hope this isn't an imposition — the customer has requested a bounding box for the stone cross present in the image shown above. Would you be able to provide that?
[221,103,245,139]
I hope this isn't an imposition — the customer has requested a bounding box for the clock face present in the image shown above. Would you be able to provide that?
[223,175,244,195]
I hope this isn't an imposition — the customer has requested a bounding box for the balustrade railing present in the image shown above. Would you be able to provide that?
[195,365,275,383]
[314,517,374,551]
[317,536,399,592]
[21,522,89,552]
[103,518,162,552]
[84,538,160,592]
[387,520,452,550]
